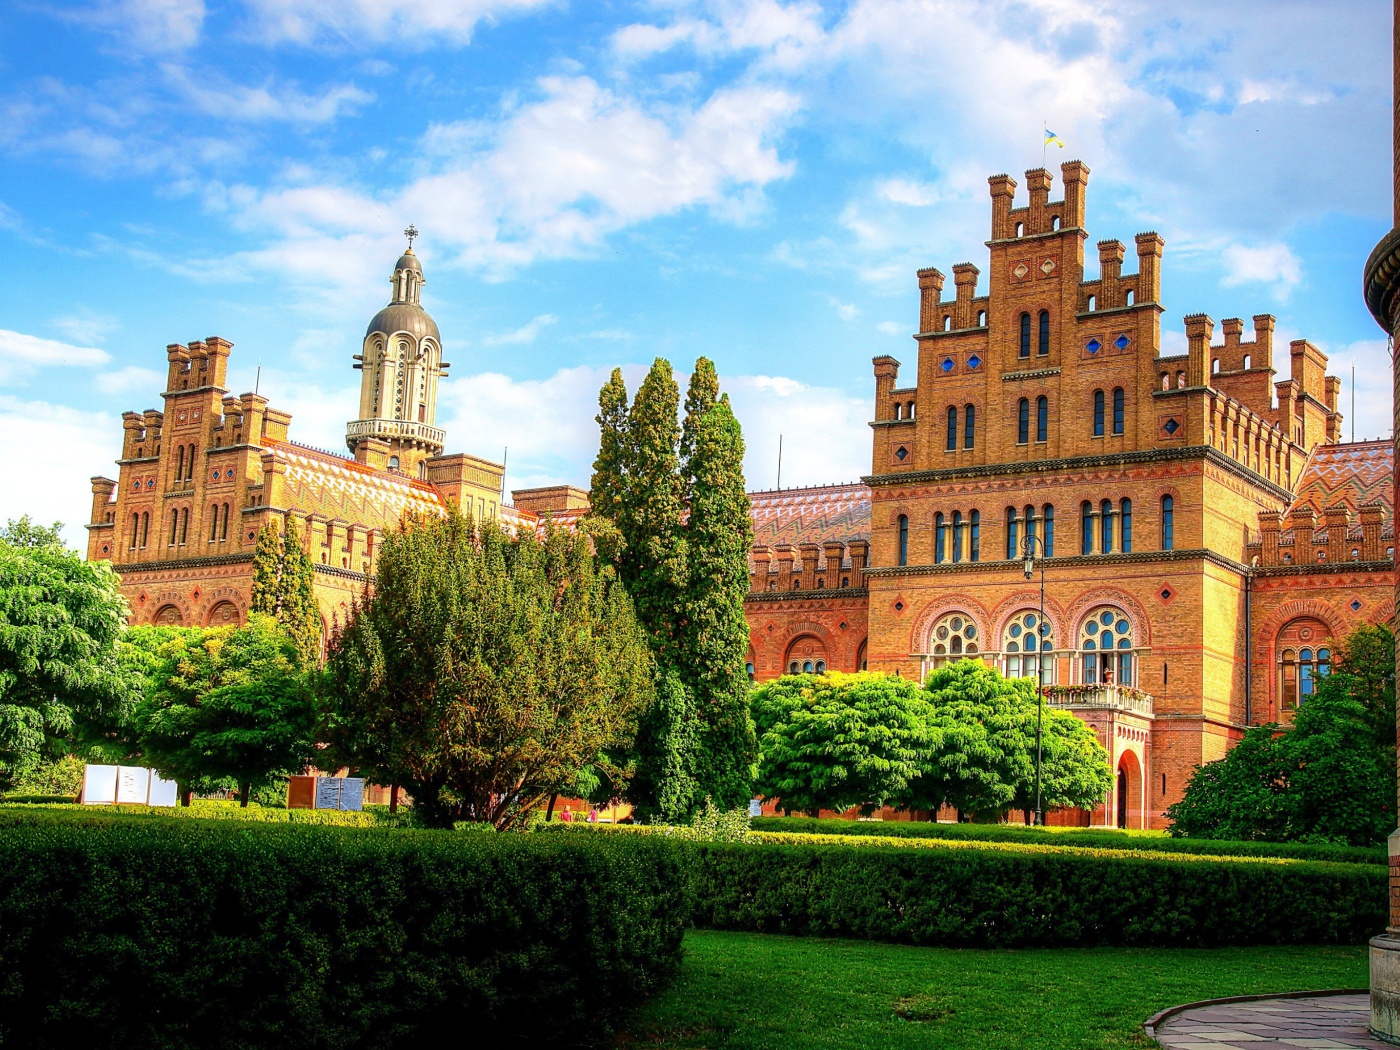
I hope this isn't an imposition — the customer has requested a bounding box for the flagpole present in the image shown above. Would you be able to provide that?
[1043,121,1047,168]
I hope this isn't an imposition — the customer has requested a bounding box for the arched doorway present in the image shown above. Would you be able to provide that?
[1116,768,1128,828]
[153,604,183,626]
[1115,750,1142,830]
[206,601,240,627]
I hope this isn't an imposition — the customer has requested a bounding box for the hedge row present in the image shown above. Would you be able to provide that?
[0,810,685,1049]
[0,801,410,827]
[749,816,1386,866]
[683,838,1385,948]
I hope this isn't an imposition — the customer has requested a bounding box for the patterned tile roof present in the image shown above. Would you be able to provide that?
[268,440,446,523]
[749,482,872,547]
[1289,440,1392,516]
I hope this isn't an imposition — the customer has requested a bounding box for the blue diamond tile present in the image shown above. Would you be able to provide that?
[967,354,981,370]
[940,357,954,373]
[1163,418,1180,435]
[1114,334,1131,350]
[1086,338,1101,354]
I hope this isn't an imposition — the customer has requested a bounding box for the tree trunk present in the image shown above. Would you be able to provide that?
[240,782,251,808]
[546,793,558,821]
[180,787,192,808]
[389,784,399,814]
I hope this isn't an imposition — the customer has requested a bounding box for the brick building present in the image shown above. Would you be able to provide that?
[744,162,1395,829]
[85,243,574,636]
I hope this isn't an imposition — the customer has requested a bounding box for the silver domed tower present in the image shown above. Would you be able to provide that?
[347,227,450,475]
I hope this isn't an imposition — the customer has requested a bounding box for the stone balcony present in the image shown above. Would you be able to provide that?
[345,418,446,448]
[1044,683,1153,718]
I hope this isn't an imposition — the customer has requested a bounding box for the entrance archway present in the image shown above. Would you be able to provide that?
[1115,749,1142,830]
[153,604,183,626]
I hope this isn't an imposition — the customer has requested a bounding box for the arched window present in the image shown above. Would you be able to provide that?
[1004,609,1055,682]
[952,511,964,564]
[970,510,980,562]
[930,613,979,668]
[1276,620,1333,710]
[1038,310,1050,356]
[1035,396,1048,442]
[221,503,230,541]
[1160,372,1170,390]
[894,403,902,420]
[1017,399,1030,444]
[175,445,185,481]
[1176,371,1186,388]
[964,404,975,449]
[935,512,946,563]
[1099,499,1113,553]
[1093,390,1105,437]
[1120,498,1132,553]
[140,512,149,549]
[977,310,986,326]
[129,513,139,550]
[943,315,952,332]
[1212,358,1220,374]
[1243,354,1251,370]
[1161,495,1174,550]
[1019,312,1031,358]
[1023,503,1037,554]
[897,514,909,566]
[1081,608,1134,686]
[786,637,828,677]
[179,507,189,545]
[1006,506,1019,559]
[907,401,916,419]
[209,504,219,542]
[388,455,400,469]
[946,406,957,451]
[1042,504,1055,557]
[1087,294,1096,311]
[168,509,178,546]
[1112,387,1125,434]
[1081,501,1093,555]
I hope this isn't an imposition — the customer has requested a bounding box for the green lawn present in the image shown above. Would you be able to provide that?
[623,931,1368,1049]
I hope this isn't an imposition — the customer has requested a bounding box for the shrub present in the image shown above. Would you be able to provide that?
[0,809,686,1049]
[749,816,1385,866]
[684,838,1383,948]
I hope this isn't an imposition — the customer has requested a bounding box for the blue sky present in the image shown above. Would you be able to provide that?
[0,0,1392,547]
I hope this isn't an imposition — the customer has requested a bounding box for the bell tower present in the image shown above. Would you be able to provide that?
[347,226,450,476]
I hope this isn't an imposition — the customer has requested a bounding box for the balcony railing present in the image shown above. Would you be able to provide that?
[1045,683,1153,717]
[345,418,446,446]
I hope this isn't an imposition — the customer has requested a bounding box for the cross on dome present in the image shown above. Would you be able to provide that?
[404,224,418,249]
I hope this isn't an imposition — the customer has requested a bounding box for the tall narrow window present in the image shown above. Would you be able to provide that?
[935,512,946,563]
[169,509,178,546]
[179,507,189,545]
[140,511,149,549]
[1081,501,1093,555]
[1006,507,1019,559]
[897,514,909,566]
[1093,390,1105,436]
[1100,499,1113,554]
[1037,310,1050,356]
[175,446,185,482]
[1024,503,1037,553]
[946,406,957,451]
[1035,396,1048,442]
[1019,312,1031,358]
[1161,495,1175,550]
[963,404,975,449]
[1120,498,1133,553]
[1017,399,1030,444]
[952,511,963,563]
[210,504,219,541]
[130,513,139,550]
[221,503,230,541]
[187,444,196,480]
[1043,504,1055,557]
[970,510,980,562]
[1112,387,1125,435]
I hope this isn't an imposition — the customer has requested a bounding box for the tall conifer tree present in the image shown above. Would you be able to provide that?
[248,518,322,665]
[590,368,630,524]
[679,357,719,491]
[681,394,756,808]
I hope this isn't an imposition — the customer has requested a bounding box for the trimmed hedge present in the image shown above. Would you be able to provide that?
[685,838,1385,948]
[749,816,1386,866]
[0,809,685,1049]
[0,801,411,827]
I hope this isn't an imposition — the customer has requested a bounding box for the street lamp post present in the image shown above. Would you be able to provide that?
[1022,533,1047,826]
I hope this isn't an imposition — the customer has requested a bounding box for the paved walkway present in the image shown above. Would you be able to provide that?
[1151,994,1391,1048]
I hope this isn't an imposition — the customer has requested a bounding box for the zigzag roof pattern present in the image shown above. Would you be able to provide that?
[748,482,872,547]
[1289,440,1392,516]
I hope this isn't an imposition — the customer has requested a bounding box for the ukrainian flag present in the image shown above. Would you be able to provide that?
[1045,128,1065,149]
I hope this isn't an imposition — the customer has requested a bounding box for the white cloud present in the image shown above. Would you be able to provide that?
[878,178,940,207]
[877,320,904,335]
[1220,242,1303,296]
[482,314,558,346]
[213,75,799,289]
[241,0,554,47]
[0,329,110,384]
[51,310,120,346]
[1309,338,1393,444]
[832,300,857,321]
[162,66,373,124]
[95,366,164,396]
[77,0,206,52]
[0,395,119,551]
[612,0,827,70]
[724,374,869,489]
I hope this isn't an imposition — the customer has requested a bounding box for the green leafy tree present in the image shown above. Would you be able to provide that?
[681,392,757,809]
[752,671,936,815]
[249,518,322,663]
[629,668,700,823]
[678,357,719,492]
[1168,625,1396,847]
[589,367,631,531]
[135,615,317,806]
[918,660,1112,819]
[321,507,654,829]
[0,520,132,788]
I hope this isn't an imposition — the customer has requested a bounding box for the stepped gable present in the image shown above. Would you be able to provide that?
[748,482,872,546]
[268,439,446,520]
[1289,440,1392,517]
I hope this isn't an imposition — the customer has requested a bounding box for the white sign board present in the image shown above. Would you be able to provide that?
[314,777,342,810]
[147,774,179,807]
[83,764,119,805]
[312,777,365,811]
[116,766,150,804]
